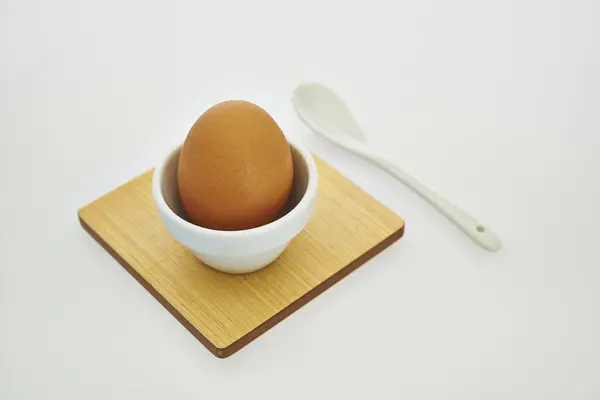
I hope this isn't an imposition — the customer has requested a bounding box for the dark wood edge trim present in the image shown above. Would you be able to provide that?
[79,212,405,359]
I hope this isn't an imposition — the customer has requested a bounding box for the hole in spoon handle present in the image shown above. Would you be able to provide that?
[470,223,501,251]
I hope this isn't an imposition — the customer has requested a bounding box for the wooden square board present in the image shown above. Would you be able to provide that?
[78,155,405,358]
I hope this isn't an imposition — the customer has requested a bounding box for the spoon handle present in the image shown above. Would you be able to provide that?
[332,137,501,251]
[372,155,501,251]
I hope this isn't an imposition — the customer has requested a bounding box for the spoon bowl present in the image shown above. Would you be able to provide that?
[292,83,367,142]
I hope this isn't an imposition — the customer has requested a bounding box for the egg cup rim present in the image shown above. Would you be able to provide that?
[152,137,318,238]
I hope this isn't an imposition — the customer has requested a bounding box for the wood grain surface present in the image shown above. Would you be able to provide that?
[78,155,405,358]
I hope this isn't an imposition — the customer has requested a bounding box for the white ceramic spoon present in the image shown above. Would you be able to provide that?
[291,82,501,252]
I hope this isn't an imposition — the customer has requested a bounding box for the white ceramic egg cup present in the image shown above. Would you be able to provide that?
[152,138,318,274]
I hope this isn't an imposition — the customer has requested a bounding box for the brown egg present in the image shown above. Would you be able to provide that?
[177,100,294,231]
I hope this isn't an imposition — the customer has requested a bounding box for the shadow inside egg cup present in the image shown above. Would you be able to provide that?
[152,138,318,274]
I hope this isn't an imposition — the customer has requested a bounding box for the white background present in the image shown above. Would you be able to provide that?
[1,0,599,398]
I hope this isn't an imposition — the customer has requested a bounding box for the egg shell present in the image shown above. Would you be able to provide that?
[177,100,294,231]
